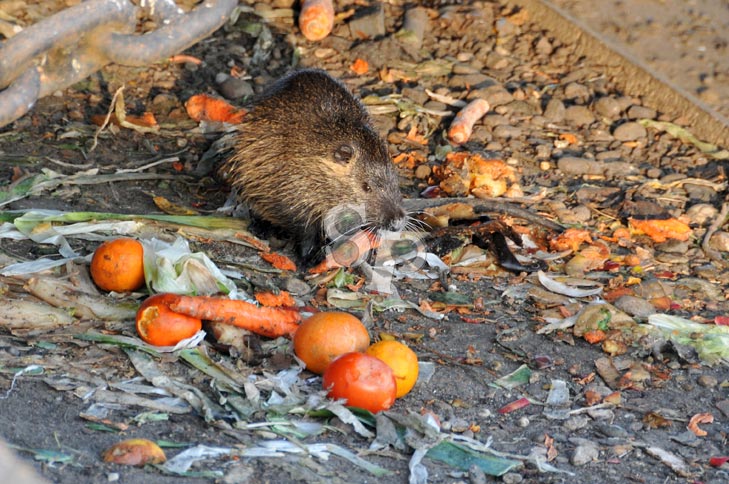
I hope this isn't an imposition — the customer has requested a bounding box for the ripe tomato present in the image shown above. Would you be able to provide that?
[322,352,397,413]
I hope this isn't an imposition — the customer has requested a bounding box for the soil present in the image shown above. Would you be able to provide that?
[1,1,728,484]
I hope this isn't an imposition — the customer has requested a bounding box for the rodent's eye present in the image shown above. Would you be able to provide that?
[362,182,371,192]
[333,144,354,164]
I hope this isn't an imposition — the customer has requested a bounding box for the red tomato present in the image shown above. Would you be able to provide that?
[322,352,397,413]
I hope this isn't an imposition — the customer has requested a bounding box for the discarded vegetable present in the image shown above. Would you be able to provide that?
[299,0,335,41]
[90,238,146,292]
[136,293,203,347]
[102,438,166,466]
[448,98,490,145]
[365,340,419,398]
[170,295,301,339]
[322,352,397,413]
[294,311,370,374]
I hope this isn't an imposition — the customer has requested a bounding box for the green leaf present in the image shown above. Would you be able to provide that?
[426,441,520,476]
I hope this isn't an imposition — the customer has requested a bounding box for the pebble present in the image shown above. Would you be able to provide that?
[543,98,566,122]
[716,399,729,418]
[593,96,622,119]
[612,121,647,141]
[493,125,522,139]
[468,464,487,484]
[482,114,509,127]
[684,182,717,202]
[571,441,599,466]
[348,3,385,39]
[414,164,431,179]
[478,84,513,106]
[564,82,591,102]
[284,277,312,296]
[697,375,718,388]
[709,231,729,252]
[563,105,595,126]
[501,472,523,484]
[603,161,639,178]
[614,295,657,318]
[686,203,719,225]
[656,240,689,254]
[627,105,657,119]
[217,76,254,100]
[557,156,604,176]
[535,36,553,55]
[563,415,590,432]
[595,423,630,439]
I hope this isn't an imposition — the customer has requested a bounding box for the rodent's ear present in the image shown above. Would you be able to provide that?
[333,144,355,164]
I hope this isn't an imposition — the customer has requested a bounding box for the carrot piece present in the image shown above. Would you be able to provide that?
[260,251,297,271]
[185,94,246,123]
[170,295,301,339]
[350,58,369,75]
[447,98,490,145]
[255,291,296,308]
[299,0,334,41]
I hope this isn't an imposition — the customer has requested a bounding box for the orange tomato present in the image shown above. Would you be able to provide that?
[365,340,419,398]
[322,352,397,413]
[293,311,370,374]
[90,238,146,292]
[135,293,202,346]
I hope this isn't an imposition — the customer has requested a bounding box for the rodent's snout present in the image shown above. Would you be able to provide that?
[382,204,407,232]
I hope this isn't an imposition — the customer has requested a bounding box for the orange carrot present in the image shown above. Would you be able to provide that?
[169,54,202,65]
[299,0,334,41]
[260,251,297,271]
[447,98,490,145]
[255,291,296,308]
[170,295,301,339]
[350,58,369,75]
[308,230,377,274]
[185,94,246,124]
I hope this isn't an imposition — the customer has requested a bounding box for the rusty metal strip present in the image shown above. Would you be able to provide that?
[510,0,729,148]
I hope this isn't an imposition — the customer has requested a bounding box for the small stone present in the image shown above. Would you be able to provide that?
[614,295,657,319]
[475,84,512,106]
[563,105,595,126]
[414,164,431,179]
[564,415,590,432]
[571,442,599,466]
[468,464,487,484]
[596,423,630,438]
[284,277,312,296]
[613,121,647,141]
[450,418,470,433]
[543,98,566,122]
[493,125,522,139]
[709,231,729,252]
[348,3,385,39]
[684,182,717,202]
[716,399,729,418]
[535,36,553,55]
[401,87,429,105]
[501,472,523,484]
[627,105,657,119]
[557,156,604,176]
[603,162,639,178]
[686,203,719,225]
[593,96,622,119]
[656,240,689,254]
[564,82,590,102]
[482,114,509,127]
[698,375,718,388]
[646,168,662,178]
[595,150,622,161]
[535,144,552,159]
[217,76,254,100]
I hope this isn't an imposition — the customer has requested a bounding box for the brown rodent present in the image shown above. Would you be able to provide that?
[218,69,406,259]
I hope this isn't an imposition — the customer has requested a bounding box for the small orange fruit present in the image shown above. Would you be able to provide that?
[365,340,419,398]
[322,352,397,413]
[293,311,370,374]
[90,238,145,292]
[136,294,202,346]
[102,438,166,466]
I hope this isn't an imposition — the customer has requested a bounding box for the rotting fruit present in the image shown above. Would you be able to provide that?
[136,293,202,347]
[322,352,397,413]
[293,311,370,374]
[365,340,419,398]
[90,238,146,292]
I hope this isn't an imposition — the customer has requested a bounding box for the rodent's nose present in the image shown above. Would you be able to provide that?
[385,206,407,232]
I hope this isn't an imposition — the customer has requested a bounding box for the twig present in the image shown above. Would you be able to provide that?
[701,201,729,268]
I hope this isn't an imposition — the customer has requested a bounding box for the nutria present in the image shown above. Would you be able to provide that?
[218,69,407,259]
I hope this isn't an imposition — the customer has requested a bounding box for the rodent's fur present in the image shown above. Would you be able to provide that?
[218,69,406,258]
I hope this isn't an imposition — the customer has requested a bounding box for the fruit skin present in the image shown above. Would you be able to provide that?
[322,352,397,413]
[102,438,166,466]
[90,238,146,292]
[135,293,202,347]
[365,340,419,398]
[293,311,370,374]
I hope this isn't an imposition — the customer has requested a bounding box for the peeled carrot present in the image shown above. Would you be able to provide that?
[299,0,334,41]
[255,291,296,308]
[447,98,490,145]
[185,94,246,124]
[170,295,301,339]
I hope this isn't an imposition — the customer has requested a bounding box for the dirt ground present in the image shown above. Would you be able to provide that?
[1,1,728,484]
